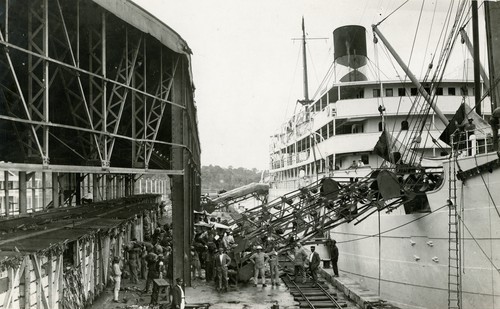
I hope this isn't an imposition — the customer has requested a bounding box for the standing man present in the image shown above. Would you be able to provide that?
[111,257,122,303]
[143,248,158,294]
[308,246,321,286]
[268,249,280,286]
[327,239,339,277]
[250,245,269,287]
[293,243,307,283]
[171,277,186,309]
[126,239,141,284]
[190,246,202,280]
[214,247,231,292]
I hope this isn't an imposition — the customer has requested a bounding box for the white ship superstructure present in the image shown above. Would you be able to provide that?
[266,4,500,308]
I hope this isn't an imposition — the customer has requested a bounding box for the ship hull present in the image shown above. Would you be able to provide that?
[269,152,500,309]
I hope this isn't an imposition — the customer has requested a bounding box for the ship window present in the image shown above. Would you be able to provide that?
[460,86,468,95]
[361,154,369,165]
[357,90,364,98]
[424,87,431,94]
[436,87,443,95]
[385,88,393,97]
[378,121,383,132]
[351,124,363,133]
[373,89,381,98]
[401,120,409,131]
[448,87,456,95]
[410,88,418,96]
[398,88,405,96]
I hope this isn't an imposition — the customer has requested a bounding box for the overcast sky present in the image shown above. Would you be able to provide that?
[133,0,479,170]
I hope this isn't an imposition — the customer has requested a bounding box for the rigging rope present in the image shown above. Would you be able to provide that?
[375,0,411,27]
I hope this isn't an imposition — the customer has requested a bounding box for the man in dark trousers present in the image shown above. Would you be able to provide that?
[171,277,185,309]
[308,246,321,286]
[214,247,231,292]
[327,239,339,277]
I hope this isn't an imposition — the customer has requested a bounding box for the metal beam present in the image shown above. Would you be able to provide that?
[372,24,449,126]
[0,162,184,175]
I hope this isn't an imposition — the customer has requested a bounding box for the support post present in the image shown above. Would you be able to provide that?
[52,172,60,208]
[19,171,27,214]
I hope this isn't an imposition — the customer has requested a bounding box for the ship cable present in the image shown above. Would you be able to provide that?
[336,204,447,244]
[457,212,500,275]
[374,0,410,27]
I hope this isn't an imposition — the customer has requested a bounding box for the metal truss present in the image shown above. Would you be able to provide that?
[0,0,193,173]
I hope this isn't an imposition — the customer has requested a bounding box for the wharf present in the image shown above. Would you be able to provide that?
[92,266,398,309]
[320,267,401,309]
[91,277,298,309]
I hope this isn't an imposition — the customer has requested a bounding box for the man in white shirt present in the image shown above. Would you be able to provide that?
[172,278,185,309]
[111,257,122,303]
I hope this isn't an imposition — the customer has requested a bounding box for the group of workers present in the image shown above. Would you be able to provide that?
[110,209,341,308]
[113,224,177,305]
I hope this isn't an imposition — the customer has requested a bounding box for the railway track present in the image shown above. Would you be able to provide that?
[281,274,353,308]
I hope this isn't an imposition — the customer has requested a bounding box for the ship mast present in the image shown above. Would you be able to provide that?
[484,1,500,151]
[302,17,310,103]
[471,0,482,116]
[299,17,313,105]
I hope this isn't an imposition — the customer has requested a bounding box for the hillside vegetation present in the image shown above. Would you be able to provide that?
[201,165,261,193]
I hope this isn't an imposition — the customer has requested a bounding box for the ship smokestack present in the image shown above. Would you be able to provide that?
[333,25,368,82]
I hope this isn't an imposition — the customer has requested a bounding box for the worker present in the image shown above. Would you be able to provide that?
[143,247,158,294]
[214,247,231,292]
[111,256,122,303]
[268,248,280,286]
[293,243,307,283]
[327,239,339,277]
[172,277,186,309]
[250,245,269,287]
[126,239,141,284]
[191,245,202,280]
[308,246,321,286]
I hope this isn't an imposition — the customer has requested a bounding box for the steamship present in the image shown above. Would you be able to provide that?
[267,4,500,309]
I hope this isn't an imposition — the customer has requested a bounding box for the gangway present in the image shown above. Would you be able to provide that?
[203,182,269,212]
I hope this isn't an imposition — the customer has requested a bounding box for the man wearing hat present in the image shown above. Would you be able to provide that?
[172,277,186,309]
[327,239,339,277]
[250,245,269,287]
[293,243,307,283]
[268,248,280,286]
[214,247,231,292]
[308,246,321,286]
[111,256,122,303]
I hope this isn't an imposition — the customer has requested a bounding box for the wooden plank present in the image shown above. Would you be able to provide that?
[53,255,62,308]
[102,237,110,285]
[24,257,30,309]
[31,255,49,309]
[82,240,87,298]
[89,237,94,297]
[48,255,53,308]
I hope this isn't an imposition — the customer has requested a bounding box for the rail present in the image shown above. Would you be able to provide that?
[281,273,344,309]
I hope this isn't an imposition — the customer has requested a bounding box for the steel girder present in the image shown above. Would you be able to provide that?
[0,0,195,174]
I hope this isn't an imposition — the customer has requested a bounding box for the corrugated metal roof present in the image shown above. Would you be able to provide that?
[0,195,158,253]
[93,0,191,55]
[93,0,194,86]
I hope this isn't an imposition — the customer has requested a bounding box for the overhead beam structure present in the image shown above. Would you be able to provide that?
[0,0,201,284]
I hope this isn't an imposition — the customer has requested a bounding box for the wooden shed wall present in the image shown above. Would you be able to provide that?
[0,254,63,309]
[0,207,159,309]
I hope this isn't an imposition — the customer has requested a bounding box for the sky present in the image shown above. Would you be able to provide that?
[132,0,481,170]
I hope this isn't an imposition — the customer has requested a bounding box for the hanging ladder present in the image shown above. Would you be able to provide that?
[447,145,462,309]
